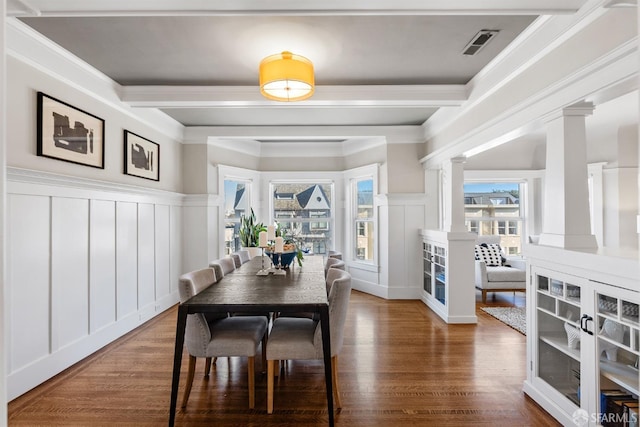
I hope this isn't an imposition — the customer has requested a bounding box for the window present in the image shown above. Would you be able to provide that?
[224,179,251,254]
[271,182,333,254]
[354,178,374,262]
[464,181,524,255]
[466,220,478,233]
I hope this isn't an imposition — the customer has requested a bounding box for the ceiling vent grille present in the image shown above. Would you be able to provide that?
[462,30,500,56]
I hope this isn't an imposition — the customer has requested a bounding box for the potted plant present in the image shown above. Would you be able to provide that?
[238,208,266,258]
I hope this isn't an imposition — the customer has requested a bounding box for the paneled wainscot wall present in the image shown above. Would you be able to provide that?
[6,168,183,400]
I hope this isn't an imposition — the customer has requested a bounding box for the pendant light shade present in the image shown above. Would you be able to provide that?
[259,51,315,102]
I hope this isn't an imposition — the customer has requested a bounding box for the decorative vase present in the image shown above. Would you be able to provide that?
[242,247,263,259]
[600,319,624,361]
[564,322,580,349]
[265,250,297,269]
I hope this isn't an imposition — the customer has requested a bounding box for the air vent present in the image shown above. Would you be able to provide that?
[462,30,500,56]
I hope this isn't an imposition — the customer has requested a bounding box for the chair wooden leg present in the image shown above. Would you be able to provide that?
[181,355,197,408]
[204,357,211,377]
[331,355,342,409]
[267,359,275,414]
[248,356,255,409]
[261,334,268,374]
[482,290,487,304]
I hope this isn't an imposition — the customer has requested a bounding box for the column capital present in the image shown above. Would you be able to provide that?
[542,101,595,123]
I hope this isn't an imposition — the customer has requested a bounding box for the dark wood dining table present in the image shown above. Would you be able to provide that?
[168,255,334,426]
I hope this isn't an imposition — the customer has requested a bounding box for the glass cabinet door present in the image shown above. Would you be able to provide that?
[433,245,446,305]
[423,242,432,296]
[595,285,639,426]
[535,272,583,407]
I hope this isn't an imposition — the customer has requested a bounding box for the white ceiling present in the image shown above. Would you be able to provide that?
[6,0,585,131]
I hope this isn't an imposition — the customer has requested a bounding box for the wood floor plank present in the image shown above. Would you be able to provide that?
[8,290,560,426]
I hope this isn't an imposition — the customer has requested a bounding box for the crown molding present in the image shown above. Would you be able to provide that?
[7,0,583,17]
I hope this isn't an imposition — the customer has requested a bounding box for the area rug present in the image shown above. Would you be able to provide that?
[481,307,526,335]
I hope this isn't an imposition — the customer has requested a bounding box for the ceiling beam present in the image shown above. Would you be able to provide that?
[7,0,585,17]
[121,85,468,108]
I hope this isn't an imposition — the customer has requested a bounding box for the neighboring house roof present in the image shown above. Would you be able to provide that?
[233,185,246,210]
[464,192,519,205]
[296,184,331,209]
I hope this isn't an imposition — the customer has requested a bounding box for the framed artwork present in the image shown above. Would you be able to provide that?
[123,130,160,181]
[37,92,105,168]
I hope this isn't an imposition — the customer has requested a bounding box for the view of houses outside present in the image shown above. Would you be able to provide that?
[224,181,335,256]
[224,180,249,254]
[464,182,523,255]
[355,179,374,261]
[272,182,333,255]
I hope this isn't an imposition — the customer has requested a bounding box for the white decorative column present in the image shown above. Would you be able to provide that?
[538,102,598,249]
[442,156,467,233]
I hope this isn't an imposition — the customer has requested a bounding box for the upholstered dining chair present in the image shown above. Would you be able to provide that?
[230,249,251,268]
[328,250,342,260]
[209,256,237,278]
[324,257,345,277]
[266,269,352,414]
[212,256,271,320]
[178,268,268,409]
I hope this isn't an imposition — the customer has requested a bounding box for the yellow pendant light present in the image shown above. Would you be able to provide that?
[259,51,315,102]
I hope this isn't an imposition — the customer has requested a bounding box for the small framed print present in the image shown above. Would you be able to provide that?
[37,92,105,168]
[124,130,160,181]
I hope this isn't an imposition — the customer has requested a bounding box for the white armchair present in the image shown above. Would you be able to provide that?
[474,235,526,303]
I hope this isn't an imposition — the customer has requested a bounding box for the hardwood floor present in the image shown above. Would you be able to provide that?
[8,290,560,426]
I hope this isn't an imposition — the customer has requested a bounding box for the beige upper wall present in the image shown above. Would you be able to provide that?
[200,142,420,196]
[182,144,208,194]
[7,56,183,192]
[258,156,344,171]
[386,143,424,193]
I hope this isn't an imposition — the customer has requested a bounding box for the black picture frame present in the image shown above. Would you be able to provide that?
[123,130,160,181]
[36,92,105,169]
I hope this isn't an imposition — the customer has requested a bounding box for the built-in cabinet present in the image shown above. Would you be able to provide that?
[420,230,476,324]
[524,247,640,426]
[422,241,446,304]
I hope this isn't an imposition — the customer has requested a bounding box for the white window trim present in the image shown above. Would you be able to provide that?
[344,164,379,269]
[218,164,261,256]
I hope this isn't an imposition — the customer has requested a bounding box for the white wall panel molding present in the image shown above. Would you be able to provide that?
[6,168,183,400]
[182,193,222,207]
[8,167,183,204]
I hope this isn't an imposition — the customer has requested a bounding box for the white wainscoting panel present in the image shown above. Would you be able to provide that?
[155,204,171,303]
[51,197,90,351]
[89,199,117,333]
[170,205,182,294]
[137,203,155,315]
[7,194,51,372]
[116,201,138,320]
[6,169,184,401]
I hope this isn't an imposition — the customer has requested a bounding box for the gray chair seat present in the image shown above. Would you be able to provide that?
[178,267,268,410]
[267,269,352,414]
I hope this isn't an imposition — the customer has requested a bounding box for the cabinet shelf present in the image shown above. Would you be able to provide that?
[539,332,580,361]
[600,359,640,396]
